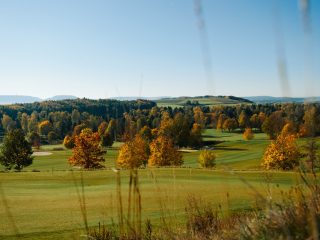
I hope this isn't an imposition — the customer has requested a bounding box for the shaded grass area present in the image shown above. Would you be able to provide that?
[0,169,298,239]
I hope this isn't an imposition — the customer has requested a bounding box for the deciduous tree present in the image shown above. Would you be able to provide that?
[243,128,254,140]
[68,129,106,169]
[198,150,216,168]
[148,135,183,167]
[262,129,300,170]
[117,135,149,168]
[63,135,75,149]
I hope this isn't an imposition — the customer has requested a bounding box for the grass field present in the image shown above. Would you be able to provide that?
[155,96,251,108]
[0,129,315,239]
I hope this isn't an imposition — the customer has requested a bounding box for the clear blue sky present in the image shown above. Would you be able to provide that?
[0,0,319,99]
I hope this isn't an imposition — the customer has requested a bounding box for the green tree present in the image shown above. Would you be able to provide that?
[48,131,58,144]
[189,123,202,147]
[1,114,16,132]
[0,129,33,171]
[27,131,41,149]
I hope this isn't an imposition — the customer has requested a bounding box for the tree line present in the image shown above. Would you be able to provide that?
[0,99,319,147]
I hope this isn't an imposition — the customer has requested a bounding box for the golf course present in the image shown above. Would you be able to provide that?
[0,129,308,239]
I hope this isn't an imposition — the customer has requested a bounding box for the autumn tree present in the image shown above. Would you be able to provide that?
[38,120,53,136]
[107,119,117,141]
[98,121,108,136]
[68,128,106,169]
[216,114,227,131]
[63,135,75,149]
[262,111,285,139]
[223,118,238,132]
[301,105,318,137]
[117,134,149,168]
[73,123,88,136]
[139,125,152,142]
[0,129,33,171]
[243,128,254,140]
[193,106,206,128]
[262,127,300,170]
[28,112,39,133]
[238,111,249,131]
[158,111,174,138]
[148,135,183,167]
[189,123,202,147]
[198,150,216,168]
[250,114,259,130]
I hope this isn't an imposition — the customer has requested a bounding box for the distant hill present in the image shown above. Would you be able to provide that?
[246,96,320,104]
[0,95,78,105]
[45,95,78,101]
[155,95,252,107]
[111,96,169,101]
[0,95,42,105]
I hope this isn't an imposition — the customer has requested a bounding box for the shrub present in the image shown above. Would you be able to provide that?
[198,150,216,168]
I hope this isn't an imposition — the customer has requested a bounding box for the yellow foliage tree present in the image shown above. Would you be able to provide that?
[243,128,254,140]
[63,135,75,149]
[198,150,216,168]
[262,131,300,170]
[148,135,183,167]
[38,120,53,136]
[117,135,149,169]
[68,128,106,169]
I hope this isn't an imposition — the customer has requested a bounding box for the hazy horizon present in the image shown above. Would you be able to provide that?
[0,1,319,99]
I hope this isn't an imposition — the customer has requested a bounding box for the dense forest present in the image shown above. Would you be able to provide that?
[0,98,319,148]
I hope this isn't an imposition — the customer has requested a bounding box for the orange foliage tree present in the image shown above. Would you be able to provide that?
[117,134,149,169]
[262,127,300,170]
[243,128,254,140]
[148,135,183,167]
[68,128,106,169]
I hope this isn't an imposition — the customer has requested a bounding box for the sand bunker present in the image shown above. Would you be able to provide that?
[32,152,53,156]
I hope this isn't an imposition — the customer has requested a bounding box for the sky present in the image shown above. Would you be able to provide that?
[0,0,319,99]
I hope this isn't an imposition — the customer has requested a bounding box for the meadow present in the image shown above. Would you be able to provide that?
[0,129,312,239]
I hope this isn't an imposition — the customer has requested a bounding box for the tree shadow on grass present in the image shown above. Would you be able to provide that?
[213,146,248,151]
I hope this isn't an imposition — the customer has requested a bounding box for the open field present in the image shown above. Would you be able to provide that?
[0,129,317,239]
[0,169,300,239]
[155,96,251,108]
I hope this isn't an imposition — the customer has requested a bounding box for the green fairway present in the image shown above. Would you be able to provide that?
[0,169,299,239]
[0,129,316,239]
